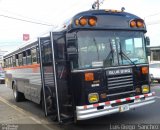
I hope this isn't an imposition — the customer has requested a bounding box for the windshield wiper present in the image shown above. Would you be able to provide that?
[104,39,114,65]
[119,50,137,68]
[93,38,100,61]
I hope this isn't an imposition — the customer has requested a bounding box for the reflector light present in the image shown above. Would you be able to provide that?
[136,21,144,28]
[75,19,79,26]
[85,72,94,81]
[88,17,97,26]
[130,20,136,28]
[88,93,99,103]
[79,17,87,26]
[141,67,148,74]
[142,85,149,94]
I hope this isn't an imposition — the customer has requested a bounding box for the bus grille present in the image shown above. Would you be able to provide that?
[107,72,135,100]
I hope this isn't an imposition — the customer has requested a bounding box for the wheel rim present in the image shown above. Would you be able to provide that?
[13,85,17,99]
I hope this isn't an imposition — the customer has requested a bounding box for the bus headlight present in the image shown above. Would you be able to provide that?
[88,93,99,103]
[141,85,149,94]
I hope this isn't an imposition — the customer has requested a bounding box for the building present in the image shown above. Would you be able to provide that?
[149,46,160,63]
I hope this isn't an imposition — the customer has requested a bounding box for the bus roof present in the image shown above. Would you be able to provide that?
[65,9,146,32]
[4,40,38,58]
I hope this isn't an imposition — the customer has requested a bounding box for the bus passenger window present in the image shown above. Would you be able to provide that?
[36,47,40,64]
[3,59,6,68]
[26,50,31,65]
[15,54,19,66]
[23,51,26,65]
[8,58,11,67]
[56,37,65,60]
[18,53,23,66]
[31,48,37,64]
[10,57,13,67]
[13,55,16,67]
[5,58,8,68]
[44,44,52,63]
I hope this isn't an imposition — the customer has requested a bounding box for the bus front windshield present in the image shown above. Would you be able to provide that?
[74,31,147,69]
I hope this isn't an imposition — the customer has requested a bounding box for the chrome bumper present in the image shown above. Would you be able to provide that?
[76,92,155,120]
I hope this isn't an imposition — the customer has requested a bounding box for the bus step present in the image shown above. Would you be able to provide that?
[60,114,74,124]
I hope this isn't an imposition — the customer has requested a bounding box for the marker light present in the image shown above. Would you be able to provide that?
[136,20,144,28]
[75,19,79,26]
[79,17,87,26]
[88,93,99,103]
[130,20,136,28]
[85,72,94,81]
[88,17,97,26]
[141,67,148,74]
[142,85,149,94]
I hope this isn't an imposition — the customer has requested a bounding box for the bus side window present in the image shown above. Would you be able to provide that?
[36,47,40,64]
[8,57,10,67]
[16,54,19,66]
[13,55,16,67]
[5,58,8,68]
[23,51,26,65]
[55,37,65,60]
[26,49,31,65]
[10,56,13,67]
[18,53,23,66]
[3,59,6,68]
[31,48,37,64]
[44,44,52,63]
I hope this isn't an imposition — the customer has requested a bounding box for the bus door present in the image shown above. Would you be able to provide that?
[39,33,72,123]
[51,32,73,122]
[38,36,60,121]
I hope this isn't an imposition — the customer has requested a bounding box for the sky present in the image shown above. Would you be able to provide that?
[0,0,160,53]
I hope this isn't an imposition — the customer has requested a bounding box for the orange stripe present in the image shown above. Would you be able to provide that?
[4,64,40,70]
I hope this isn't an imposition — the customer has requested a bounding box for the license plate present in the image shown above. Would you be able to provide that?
[119,104,130,112]
[134,98,141,103]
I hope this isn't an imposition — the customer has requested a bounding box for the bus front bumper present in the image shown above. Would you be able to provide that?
[76,92,155,120]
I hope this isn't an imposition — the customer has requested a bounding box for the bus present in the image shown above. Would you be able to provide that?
[4,9,155,123]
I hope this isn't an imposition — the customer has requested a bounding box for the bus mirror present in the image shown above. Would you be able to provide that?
[145,37,150,46]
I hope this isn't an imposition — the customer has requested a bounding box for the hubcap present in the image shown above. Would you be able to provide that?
[13,85,17,98]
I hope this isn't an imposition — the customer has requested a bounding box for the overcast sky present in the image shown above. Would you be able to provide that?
[0,0,160,52]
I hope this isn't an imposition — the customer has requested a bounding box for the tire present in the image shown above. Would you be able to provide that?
[13,83,25,102]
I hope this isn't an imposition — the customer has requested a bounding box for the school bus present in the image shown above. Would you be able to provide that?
[4,9,155,123]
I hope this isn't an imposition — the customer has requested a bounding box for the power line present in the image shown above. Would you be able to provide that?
[145,12,160,18]
[0,14,55,26]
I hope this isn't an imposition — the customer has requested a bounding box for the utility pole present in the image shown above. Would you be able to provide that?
[97,0,100,10]
[92,0,104,10]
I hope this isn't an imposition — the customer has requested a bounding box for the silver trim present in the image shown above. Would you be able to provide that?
[76,96,155,120]
[108,84,133,90]
[108,78,132,83]
[108,81,133,87]
[71,64,149,73]
[107,90,135,97]
[50,32,61,122]
[38,37,48,117]
[71,68,102,73]
[108,75,133,80]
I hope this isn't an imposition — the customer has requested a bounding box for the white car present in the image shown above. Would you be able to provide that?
[149,63,160,83]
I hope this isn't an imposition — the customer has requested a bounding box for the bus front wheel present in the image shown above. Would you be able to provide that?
[13,84,25,102]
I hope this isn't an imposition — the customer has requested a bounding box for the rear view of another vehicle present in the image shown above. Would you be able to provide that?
[149,63,160,83]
